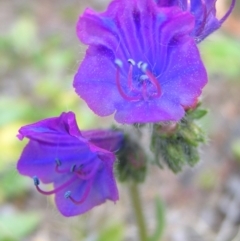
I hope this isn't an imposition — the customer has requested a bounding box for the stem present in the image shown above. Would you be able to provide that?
[129,182,148,241]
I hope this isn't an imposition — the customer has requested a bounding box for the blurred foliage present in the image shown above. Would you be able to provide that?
[97,223,124,241]
[0,11,119,241]
[149,197,166,241]
[231,139,240,162]
[0,168,29,202]
[200,33,240,80]
[0,15,97,169]
[196,169,218,191]
[0,212,41,241]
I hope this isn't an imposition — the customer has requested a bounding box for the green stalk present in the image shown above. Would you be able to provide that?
[129,182,148,241]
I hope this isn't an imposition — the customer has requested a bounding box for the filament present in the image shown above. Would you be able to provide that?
[75,162,100,180]
[65,179,93,205]
[196,0,208,36]
[219,0,236,24]
[115,60,141,101]
[142,81,148,101]
[33,176,78,195]
[145,70,162,97]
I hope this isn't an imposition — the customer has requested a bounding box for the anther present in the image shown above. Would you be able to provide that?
[70,164,76,173]
[128,59,136,66]
[55,161,69,174]
[140,75,148,81]
[33,176,78,196]
[64,191,71,199]
[55,158,61,166]
[137,61,143,68]
[141,63,148,73]
[114,59,123,68]
[33,176,40,186]
[64,180,93,205]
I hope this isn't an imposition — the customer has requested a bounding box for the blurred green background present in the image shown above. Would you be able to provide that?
[0,0,240,241]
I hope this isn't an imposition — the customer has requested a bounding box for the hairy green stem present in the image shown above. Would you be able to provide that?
[129,182,148,241]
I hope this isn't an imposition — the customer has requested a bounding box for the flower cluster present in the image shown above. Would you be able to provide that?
[16,0,235,217]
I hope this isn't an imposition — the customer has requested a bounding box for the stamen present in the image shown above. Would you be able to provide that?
[137,61,143,68]
[64,191,71,199]
[144,71,162,97]
[55,160,70,174]
[142,81,148,101]
[140,63,148,73]
[33,175,77,195]
[75,161,100,180]
[115,59,141,101]
[140,63,162,97]
[219,0,236,24]
[55,158,61,166]
[127,61,134,89]
[140,75,148,81]
[196,0,208,36]
[70,164,76,173]
[33,176,40,186]
[64,179,93,205]
[114,59,123,68]
[128,59,136,66]
[127,59,139,93]
[146,71,162,97]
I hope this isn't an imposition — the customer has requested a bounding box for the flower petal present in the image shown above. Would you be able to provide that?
[55,154,118,217]
[17,112,84,143]
[74,45,122,116]
[17,112,96,183]
[82,130,123,152]
[17,133,94,183]
[74,0,208,123]
[115,97,184,123]
[161,37,207,107]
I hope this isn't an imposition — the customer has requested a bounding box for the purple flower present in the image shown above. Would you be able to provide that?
[74,0,207,124]
[156,0,236,42]
[17,112,123,217]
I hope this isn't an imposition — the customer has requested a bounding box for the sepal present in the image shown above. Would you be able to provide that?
[151,105,207,173]
[116,134,147,183]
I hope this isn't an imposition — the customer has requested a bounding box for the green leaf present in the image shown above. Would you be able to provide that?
[149,197,166,241]
[201,34,240,79]
[10,16,39,54]
[0,212,41,241]
[188,109,208,120]
[0,168,28,201]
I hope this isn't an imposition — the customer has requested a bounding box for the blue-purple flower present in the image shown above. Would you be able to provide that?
[74,0,207,124]
[156,0,236,42]
[17,112,123,217]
